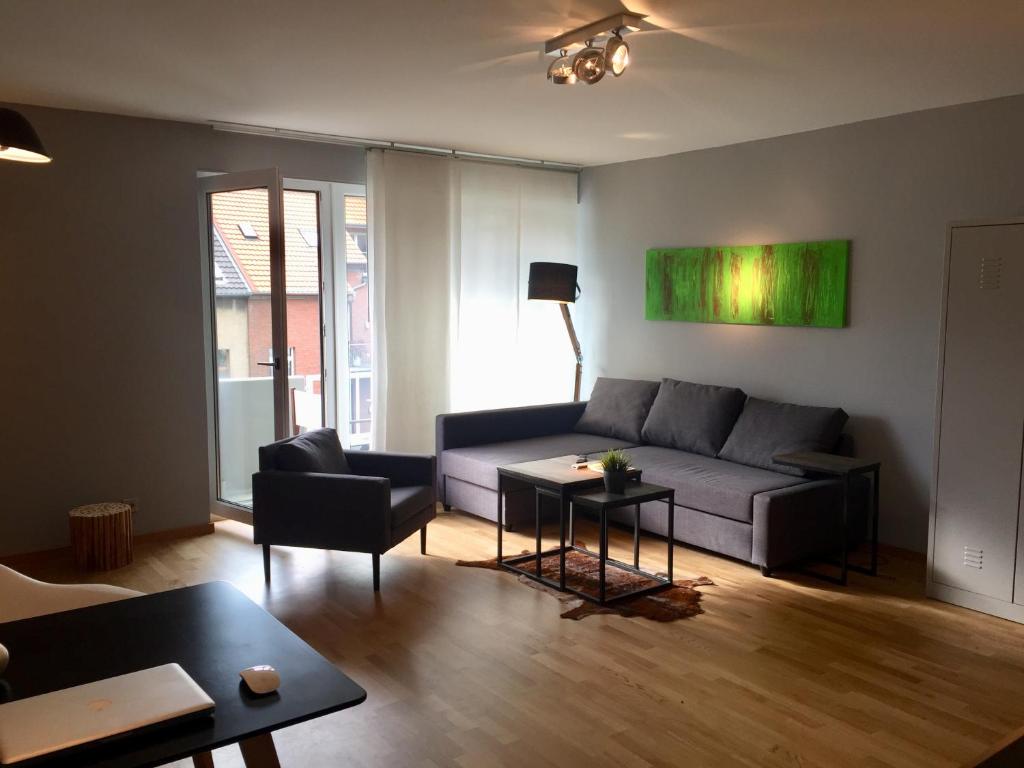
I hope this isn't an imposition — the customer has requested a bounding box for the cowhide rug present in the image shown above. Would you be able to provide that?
[456,546,713,622]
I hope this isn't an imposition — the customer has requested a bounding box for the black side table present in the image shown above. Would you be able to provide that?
[570,482,676,604]
[496,456,640,593]
[772,452,880,586]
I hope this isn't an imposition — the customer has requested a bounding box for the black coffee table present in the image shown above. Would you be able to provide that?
[496,456,675,604]
[0,581,366,767]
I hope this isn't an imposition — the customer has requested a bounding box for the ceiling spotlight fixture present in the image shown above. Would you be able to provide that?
[543,11,645,86]
[572,41,606,85]
[605,33,630,76]
[547,49,577,85]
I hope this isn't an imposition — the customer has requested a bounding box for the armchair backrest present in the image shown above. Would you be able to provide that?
[259,429,343,471]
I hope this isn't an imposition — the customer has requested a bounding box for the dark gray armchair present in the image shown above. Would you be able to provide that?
[253,429,436,591]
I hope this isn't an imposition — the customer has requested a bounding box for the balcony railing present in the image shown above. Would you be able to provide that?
[216,373,372,505]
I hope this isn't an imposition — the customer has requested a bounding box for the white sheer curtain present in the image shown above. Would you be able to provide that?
[368,149,454,453]
[450,162,579,411]
[368,151,577,451]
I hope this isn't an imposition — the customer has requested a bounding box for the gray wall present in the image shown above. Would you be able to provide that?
[578,94,1024,553]
[0,104,364,556]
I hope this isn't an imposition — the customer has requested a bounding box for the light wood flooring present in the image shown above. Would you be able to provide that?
[7,509,1024,768]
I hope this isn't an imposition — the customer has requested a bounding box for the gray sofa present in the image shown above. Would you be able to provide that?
[436,377,865,575]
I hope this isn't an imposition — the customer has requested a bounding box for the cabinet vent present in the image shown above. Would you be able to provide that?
[979,255,1002,289]
[963,546,983,570]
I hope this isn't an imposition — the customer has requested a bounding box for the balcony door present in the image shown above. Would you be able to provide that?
[199,172,368,521]
[199,169,336,520]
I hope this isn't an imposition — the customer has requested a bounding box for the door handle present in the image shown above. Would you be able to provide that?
[257,359,280,370]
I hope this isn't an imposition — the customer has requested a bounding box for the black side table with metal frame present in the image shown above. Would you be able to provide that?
[571,482,676,603]
[496,456,640,595]
[496,456,676,605]
[772,451,880,586]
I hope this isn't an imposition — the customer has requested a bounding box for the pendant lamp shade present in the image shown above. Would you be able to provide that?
[528,262,579,303]
[0,108,51,163]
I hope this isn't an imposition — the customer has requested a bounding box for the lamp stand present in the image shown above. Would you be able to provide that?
[560,303,583,401]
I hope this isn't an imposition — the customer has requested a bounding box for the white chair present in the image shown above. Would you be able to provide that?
[0,564,142,623]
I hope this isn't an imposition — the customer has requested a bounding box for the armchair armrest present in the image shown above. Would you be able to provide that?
[253,470,391,553]
[345,451,436,489]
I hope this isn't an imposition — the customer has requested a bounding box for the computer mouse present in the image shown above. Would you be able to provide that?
[239,665,280,695]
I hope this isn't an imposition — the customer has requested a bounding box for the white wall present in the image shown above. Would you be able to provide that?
[577,94,1024,553]
[0,103,364,556]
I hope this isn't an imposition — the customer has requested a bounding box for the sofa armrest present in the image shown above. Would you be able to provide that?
[346,451,436,490]
[252,470,391,553]
[751,479,843,569]
[751,476,869,570]
[435,401,588,494]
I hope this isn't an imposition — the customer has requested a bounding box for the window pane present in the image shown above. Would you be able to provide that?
[284,189,324,435]
[209,187,273,508]
[344,194,371,449]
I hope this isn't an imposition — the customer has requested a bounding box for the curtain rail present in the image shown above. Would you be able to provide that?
[210,121,581,174]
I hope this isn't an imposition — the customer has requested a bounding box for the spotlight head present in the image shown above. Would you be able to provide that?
[572,44,606,85]
[605,33,630,76]
[547,50,577,85]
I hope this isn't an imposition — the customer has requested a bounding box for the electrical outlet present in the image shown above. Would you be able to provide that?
[122,497,139,513]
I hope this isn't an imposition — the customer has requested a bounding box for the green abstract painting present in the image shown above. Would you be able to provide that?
[645,240,849,327]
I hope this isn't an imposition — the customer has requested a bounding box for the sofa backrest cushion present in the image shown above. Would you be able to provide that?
[640,379,747,456]
[275,428,352,475]
[717,397,848,476]
[574,377,659,442]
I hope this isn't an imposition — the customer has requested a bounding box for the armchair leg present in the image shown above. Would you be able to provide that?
[262,545,271,584]
[372,553,380,591]
[420,525,427,555]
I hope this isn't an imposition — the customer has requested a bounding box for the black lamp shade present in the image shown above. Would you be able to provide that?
[0,108,51,163]
[528,262,579,303]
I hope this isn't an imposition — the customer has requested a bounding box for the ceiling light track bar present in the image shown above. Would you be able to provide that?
[210,121,581,172]
[544,12,645,55]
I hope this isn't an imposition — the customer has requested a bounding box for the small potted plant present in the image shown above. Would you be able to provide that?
[600,449,631,494]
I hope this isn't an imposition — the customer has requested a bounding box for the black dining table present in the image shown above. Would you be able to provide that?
[0,581,366,767]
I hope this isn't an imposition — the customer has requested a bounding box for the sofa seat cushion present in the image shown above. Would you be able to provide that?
[390,485,434,526]
[628,446,805,523]
[442,433,636,491]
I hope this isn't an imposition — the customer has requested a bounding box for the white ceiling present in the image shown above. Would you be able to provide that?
[3,1,1024,166]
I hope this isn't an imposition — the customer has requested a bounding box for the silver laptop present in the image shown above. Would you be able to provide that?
[0,663,215,765]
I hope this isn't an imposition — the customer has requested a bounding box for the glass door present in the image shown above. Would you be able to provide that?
[281,180,370,451]
[282,180,333,441]
[199,169,287,518]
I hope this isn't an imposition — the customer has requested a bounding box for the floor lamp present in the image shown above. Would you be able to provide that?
[528,262,582,401]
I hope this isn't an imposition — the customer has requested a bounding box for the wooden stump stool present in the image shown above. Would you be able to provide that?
[69,502,134,570]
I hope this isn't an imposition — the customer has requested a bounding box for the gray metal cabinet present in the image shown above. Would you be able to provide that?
[929,221,1024,621]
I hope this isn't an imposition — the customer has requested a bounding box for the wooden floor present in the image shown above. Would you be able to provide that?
[8,509,1024,768]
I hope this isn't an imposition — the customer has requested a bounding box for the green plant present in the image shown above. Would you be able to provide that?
[600,449,631,473]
